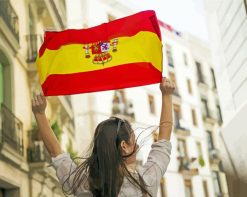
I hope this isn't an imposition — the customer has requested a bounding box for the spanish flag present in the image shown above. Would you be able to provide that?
[36,10,163,96]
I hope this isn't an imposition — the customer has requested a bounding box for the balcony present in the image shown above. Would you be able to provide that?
[27,141,50,163]
[209,149,221,165]
[27,140,60,187]
[0,0,19,41]
[0,104,24,164]
[177,156,199,176]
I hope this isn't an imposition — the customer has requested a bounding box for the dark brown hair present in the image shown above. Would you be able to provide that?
[62,117,152,197]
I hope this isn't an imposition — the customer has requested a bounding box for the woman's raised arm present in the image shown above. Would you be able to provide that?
[158,77,175,140]
[32,93,62,157]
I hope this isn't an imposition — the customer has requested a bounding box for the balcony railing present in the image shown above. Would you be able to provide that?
[26,34,38,62]
[0,0,19,41]
[0,104,24,156]
[27,141,51,163]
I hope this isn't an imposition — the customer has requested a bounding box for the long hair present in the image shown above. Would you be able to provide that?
[62,117,152,197]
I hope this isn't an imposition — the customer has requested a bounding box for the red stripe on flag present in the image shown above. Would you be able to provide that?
[39,10,161,57]
[42,62,162,96]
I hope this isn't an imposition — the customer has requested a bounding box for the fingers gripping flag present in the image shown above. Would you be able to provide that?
[36,10,163,96]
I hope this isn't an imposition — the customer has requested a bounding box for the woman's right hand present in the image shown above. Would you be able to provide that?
[159,77,176,96]
[32,93,47,115]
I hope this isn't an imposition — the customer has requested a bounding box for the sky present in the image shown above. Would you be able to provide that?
[117,0,209,42]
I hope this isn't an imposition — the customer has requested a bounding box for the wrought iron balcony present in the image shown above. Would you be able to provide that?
[0,103,23,156]
[0,0,19,41]
[27,141,50,163]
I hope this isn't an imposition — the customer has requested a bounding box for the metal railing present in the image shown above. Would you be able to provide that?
[27,141,51,163]
[0,103,24,156]
[0,0,19,41]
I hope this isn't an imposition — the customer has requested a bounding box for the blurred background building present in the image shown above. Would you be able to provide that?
[1,0,243,196]
[0,0,76,196]
[204,0,247,196]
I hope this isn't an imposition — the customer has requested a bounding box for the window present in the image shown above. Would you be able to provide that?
[201,98,209,118]
[160,177,167,197]
[183,53,188,65]
[195,61,205,83]
[148,94,156,114]
[203,180,209,197]
[166,44,174,67]
[210,68,217,89]
[212,171,222,196]
[0,51,12,109]
[178,139,188,159]
[187,79,193,94]
[216,105,223,123]
[169,72,179,95]
[184,179,193,197]
[206,131,215,151]
[191,109,198,126]
[173,104,181,127]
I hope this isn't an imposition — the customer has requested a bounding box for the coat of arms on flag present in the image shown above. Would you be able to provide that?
[83,38,118,64]
[36,10,163,96]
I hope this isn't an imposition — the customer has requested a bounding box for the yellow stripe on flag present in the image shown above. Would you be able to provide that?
[37,31,162,84]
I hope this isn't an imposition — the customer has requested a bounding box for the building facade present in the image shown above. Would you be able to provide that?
[68,0,228,196]
[0,0,76,196]
[204,0,247,196]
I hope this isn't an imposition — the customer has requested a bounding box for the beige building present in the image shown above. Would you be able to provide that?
[0,0,75,196]
[204,0,247,196]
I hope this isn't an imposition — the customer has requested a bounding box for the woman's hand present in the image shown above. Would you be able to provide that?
[32,93,47,115]
[160,77,176,96]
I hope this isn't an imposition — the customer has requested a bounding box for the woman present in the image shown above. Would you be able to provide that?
[32,77,175,197]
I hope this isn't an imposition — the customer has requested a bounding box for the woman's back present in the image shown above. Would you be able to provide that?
[52,139,171,197]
